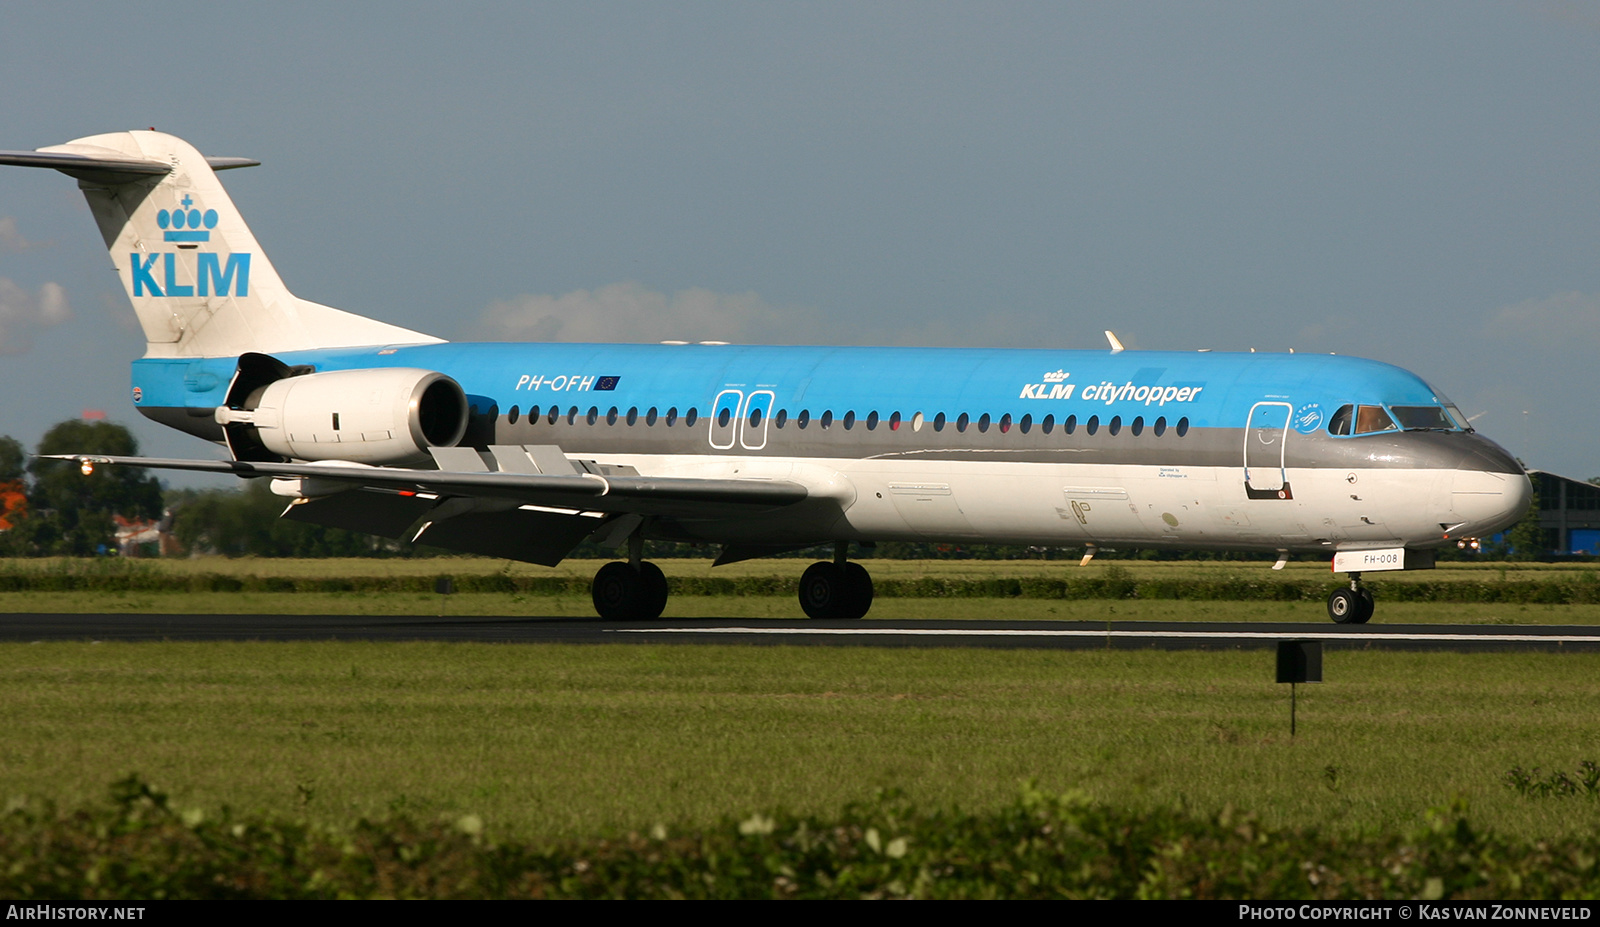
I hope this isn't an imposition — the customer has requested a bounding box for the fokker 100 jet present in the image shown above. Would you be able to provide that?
[0,131,1533,624]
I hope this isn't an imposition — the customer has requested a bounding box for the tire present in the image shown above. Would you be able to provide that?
[1353,587,1375,625]
[799,562,844,620]
[799,561,875,620]
[838,561,874,620]
[637,561,669,620]
[1327,587,1361,624]
[592,561,643,620]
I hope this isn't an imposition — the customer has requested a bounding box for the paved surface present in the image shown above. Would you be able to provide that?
[2,613,1599,652]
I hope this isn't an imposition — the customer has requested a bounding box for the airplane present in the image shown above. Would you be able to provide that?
[0,130,1533,624]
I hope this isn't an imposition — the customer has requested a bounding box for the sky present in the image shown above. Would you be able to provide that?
[1,1,1598,481]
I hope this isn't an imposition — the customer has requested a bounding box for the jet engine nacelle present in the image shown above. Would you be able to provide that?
[217,367,469,466]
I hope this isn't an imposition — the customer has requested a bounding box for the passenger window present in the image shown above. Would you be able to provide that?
[685,408,699,427]
[889,412,901,431]
[933,412,946,432]
[1086,415,1099,436]
[843,411,856,430]
[797,409,810,429]
[1108,415,1121,436]
[606,407,618,425]
[1064,414,1077,435]
[1153,416,1167,437]
[665,407,678,426]
[1130,416,1143,436]
[1041,414,1054,434]
[646,407,658,426]
[1355,405,1396,434]
[547,406,559,425]
[626,407,638,426]
[774,409,787,428]
[866,411,879,430]
[977,413,990,433]
[1328,405,1353,436]
[999,413,1012,433]
[508,405,520,424]
[1176,417,1190,437]
[587,407,599,426]
[820,411,833,429]
[1018,413,1030,434]
[956,413,970,433]
[749,407,763,428]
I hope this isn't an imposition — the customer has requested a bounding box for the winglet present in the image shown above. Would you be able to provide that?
[1104,330,1125,354]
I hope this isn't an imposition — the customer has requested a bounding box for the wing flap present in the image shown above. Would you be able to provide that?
[411,507,603,566]
[47,452,810,517]
[281,489,439,539]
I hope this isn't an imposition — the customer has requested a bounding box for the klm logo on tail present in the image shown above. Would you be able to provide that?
[133,194,250,297]
[158,194,217,242]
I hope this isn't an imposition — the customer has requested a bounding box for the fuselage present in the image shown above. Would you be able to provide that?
[130,341,1531,554]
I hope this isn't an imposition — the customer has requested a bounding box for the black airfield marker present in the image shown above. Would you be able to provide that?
[435,575,454,617]
[1275,640,1323,736]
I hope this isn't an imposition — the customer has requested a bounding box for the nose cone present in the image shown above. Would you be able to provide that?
[1452,436,1532,537]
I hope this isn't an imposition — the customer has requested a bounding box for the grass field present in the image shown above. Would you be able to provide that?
[6,554,1599,583]
[4,591,1600,625]
[4,556,1600,623]
[3,641,1599,845]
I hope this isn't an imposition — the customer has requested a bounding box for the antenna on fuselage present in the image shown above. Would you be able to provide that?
[1104,331,1125,354]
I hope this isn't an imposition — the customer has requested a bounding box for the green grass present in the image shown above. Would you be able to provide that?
[5,556,1600,622]
[7,554,1599,583]
[3,642,1599,844]
[5,590,1600,624]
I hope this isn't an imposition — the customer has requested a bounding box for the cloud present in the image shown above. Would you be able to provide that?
[0,218,35,253]
[469,280,1066,350]
[0,278,71,354]
[471,282,825,345]
[1483,291,1600,349]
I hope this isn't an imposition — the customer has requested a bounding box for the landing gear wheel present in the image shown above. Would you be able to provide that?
[1354,587,1375,625]
[637,561,669,620]
[798,561,875,620]
[1327,587,1375,624]
[592,561,669,620]
[839,561,874,620]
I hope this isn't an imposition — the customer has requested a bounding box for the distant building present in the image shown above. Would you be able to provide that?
[113,509,179,557]
[1529,470,1600,556]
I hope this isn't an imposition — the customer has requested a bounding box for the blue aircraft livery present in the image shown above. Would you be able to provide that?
[0,129,1532,624]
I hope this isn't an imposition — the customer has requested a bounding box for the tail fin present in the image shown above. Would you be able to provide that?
[0,130,440,358]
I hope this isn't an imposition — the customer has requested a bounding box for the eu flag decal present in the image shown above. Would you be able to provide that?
[595,376,620,391]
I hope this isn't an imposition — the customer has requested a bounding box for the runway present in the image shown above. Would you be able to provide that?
[2,613,1599,652]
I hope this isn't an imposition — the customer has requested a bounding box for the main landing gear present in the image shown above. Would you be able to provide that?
[798,543,874,621]
[1326,572,1375,625]
[589,537,875,622]
[591,533,669,621]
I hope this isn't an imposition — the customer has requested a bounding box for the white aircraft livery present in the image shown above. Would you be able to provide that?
[0,131,1533,624]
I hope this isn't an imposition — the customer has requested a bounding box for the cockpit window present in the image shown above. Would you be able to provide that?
[1354,405,1397,434]
[1444,405,1473,432]
[1328,404,1353,436]
[1391,406,1457,431]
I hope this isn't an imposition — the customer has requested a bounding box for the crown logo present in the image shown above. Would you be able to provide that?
[157,195,218,242]
[1042,369,1069,382]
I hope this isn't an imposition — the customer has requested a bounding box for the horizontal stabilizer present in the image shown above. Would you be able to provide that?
[0,147,259,180]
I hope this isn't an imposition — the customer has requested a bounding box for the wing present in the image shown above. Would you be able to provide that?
[46,445,811,566]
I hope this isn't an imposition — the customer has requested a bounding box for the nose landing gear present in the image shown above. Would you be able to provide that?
[1326,572,1374,624]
